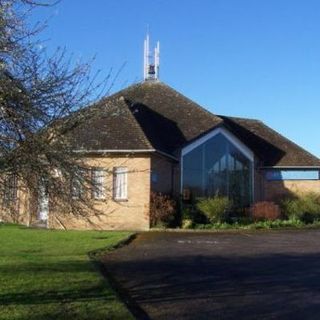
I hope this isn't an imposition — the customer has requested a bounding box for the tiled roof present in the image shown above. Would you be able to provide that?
[67,80,320,167]
[117,81,223,155]
[67,95,153,151]
[220,116,320,167]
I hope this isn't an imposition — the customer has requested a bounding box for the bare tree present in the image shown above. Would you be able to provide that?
[0,0,110,226]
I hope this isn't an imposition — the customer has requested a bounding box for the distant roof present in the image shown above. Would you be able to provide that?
[68,81,320,167]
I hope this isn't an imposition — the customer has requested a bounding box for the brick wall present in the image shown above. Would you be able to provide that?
[150,153,176,194]
[0,179,33,226]
[257,169,320,202]
[264,180,320,202]
[1,154,151,231]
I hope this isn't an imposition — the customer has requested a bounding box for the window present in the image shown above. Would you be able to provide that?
[182,133,253,208]
[151,171,158,183]
[266,170,320,181]
[71,169,85,199]
[113,167,128,201]
[92,168,105,199]
[4,174,17,206]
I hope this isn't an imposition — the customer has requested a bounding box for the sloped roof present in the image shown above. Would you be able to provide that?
[68,80,320,167]
[67,95,153,151]
[116,81,223,154]
[220,116,320,167]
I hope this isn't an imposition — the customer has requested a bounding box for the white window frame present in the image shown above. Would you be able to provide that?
[181,127,254,161]
[113,167,128,201]
[92,168,105,200]
[71,169,85,199]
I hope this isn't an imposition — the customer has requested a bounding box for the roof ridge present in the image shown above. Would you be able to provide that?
[219,114,260,122]
[157,82,223,123]
[106,80,223,124]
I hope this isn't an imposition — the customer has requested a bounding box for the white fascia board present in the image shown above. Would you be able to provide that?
[73,148,179,161]
[260,166,320,169]
[181,127,254,162]
[73,149,156,154]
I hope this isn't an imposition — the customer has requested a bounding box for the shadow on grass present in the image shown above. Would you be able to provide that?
[0,260,113,307]
[0,260,94,274]
[0,285,112,306]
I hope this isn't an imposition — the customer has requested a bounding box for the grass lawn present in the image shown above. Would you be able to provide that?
[0,224,134,320]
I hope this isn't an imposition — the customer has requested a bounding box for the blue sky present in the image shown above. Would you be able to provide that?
[30,0,320,157]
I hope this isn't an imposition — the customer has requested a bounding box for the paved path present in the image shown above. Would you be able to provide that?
[102,230,320,319]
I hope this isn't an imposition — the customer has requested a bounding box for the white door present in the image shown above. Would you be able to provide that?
[38,183,49,221]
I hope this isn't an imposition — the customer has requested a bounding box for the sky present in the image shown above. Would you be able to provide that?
[29,0,320,157]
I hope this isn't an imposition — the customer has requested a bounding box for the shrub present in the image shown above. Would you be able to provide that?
[181,218,193,229]
[281,192,320,223]
[196,195,232,223]
[150,192,176,227]
[250,201,281,221]
[192,218,308,230]
[180,207,193,229]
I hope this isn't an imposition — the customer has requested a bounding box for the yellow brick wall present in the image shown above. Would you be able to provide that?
[253,169,320,203]
[254,170,320,201]
[1,154,151,231]
[264,180,320,202]
[0,179,32,226]
[49,154,151,230]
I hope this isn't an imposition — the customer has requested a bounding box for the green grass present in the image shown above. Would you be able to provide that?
[0,224,134,320]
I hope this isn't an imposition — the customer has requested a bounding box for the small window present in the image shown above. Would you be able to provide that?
[113,167,128,201]
[92,168,105,199]
[71,169,85,199]
[151,171,158,183]
[4,174,17,206]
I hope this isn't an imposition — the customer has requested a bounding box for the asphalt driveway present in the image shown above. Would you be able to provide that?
[102,230,320,320]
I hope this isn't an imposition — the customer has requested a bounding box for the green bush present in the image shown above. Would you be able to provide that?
[281,193,320,223]
[180,207,193,229]
[192,218,311,230]
[180,205,208,226]
[196,195,232,223]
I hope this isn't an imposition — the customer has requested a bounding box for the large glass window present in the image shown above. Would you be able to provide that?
[182,133,252,208]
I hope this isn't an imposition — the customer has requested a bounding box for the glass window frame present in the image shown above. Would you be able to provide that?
[181,129,254,207]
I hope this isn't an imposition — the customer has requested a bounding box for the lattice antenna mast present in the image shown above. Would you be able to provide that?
[143,33,160,81]
[155,41,160,79]
[143,33,150,80]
